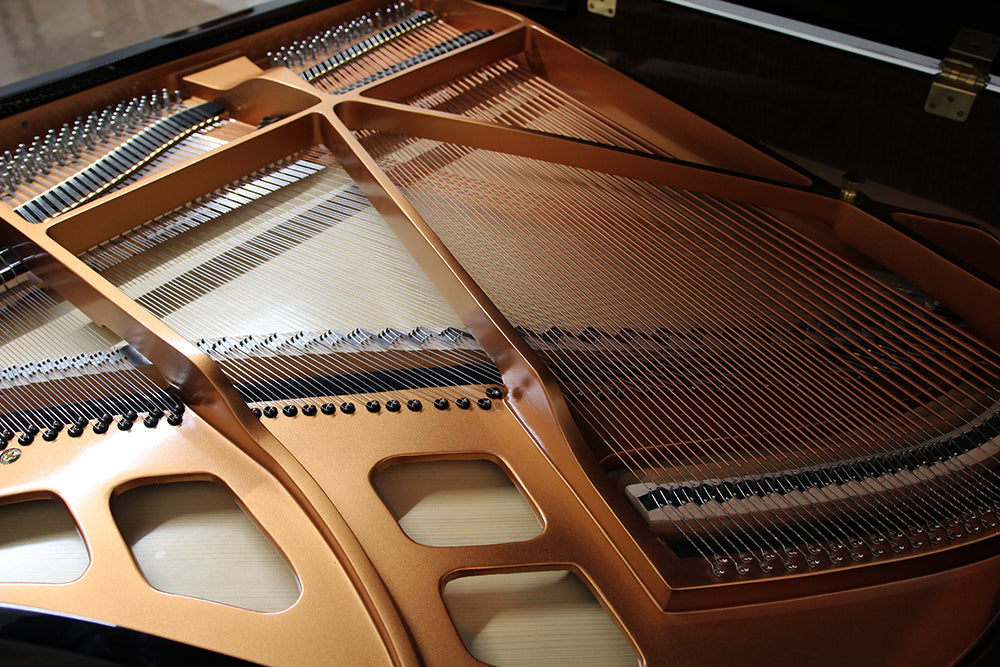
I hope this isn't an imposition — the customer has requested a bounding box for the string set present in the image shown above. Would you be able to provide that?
[362,132,1000,576]
[79,145,503,416]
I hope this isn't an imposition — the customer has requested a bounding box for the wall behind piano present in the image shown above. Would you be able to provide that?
[0,0,271,88]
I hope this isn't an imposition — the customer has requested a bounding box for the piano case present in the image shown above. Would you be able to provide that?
[0,0,998,664]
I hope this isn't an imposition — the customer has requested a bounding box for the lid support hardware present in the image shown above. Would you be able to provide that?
[925,28,999,121]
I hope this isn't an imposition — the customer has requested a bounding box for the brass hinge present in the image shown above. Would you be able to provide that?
[587,0,616,18]
[925,28,999,121]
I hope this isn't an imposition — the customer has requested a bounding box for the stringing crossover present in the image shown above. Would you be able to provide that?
[0,0,999,665]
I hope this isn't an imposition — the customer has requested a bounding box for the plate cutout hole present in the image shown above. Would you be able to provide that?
[0,497,89,583]
[373,459,541,546]
[444,570,637,666]
[112,481,299,612]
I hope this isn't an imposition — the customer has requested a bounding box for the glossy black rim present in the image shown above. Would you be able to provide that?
[0,605,260,666]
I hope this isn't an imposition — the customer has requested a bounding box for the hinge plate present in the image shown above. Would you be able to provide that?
[925,28,999,121]
[588,0,616,18]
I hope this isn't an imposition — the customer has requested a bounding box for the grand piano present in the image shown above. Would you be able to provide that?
[0,0,998,664]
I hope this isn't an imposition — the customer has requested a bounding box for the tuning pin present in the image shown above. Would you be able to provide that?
[321,28,335,51]
[79,113,96,150]
[95,108,112,141]
[16,144,36,184]
[150,89,163,114]
[55,125,73,166]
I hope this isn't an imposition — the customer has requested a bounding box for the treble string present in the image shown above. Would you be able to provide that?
[0,270,176,436]
[78,145,504,415]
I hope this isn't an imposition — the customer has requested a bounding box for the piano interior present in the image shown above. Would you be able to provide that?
[0,0,998,664]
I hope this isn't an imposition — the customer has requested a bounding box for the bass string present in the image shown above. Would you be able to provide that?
[386,132,996,448]
[712,193,999,369]
[635,179,1000,485]
[716,190,1000,409]
[360,137,820,548]
[682,192,1000,528]
[366,133,992,560]
[656,185,1000,477]
[448,145,1000,536]
[366,135,827,568]
[494,142,1000,536]
[592,172,1000,528]
[446,143,926,560]
[588,170,996,448]
[412,147,968,564]
[403,57,667,155]
[684,187,999,410]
